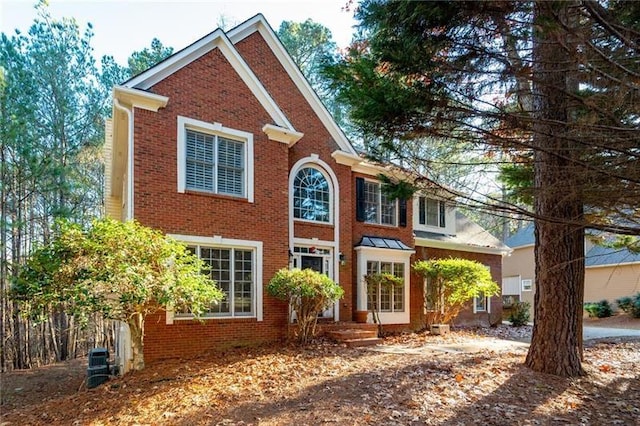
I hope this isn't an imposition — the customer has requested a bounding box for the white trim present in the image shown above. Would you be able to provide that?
[331,150,410,179]
[262,124,304,146]
[113,99,135,220]
[125,29,295,131]
[177,116,254,203]
[414,237,511,256]
[289,156,341,321]
[167,234,263,322]
[113,86,168,111]
[354,246,414,325]
[227,15,357,156]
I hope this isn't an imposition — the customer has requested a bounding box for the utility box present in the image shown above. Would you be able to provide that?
[430,324,450,335]
[87,348,110,389]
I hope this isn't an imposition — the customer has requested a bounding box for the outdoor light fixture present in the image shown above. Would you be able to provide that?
[339,252,346,266]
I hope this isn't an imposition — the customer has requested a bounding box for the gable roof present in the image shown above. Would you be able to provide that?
[123,24,294,132]
[505,223,535,248]
[414,212,511,256]
[506,224,640,267]
[227,14,357,156]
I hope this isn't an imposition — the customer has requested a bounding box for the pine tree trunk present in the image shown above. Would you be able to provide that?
[128,313,145,371]
[525,1,585,377]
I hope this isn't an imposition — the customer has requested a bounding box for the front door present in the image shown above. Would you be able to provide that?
[295,251,333,318]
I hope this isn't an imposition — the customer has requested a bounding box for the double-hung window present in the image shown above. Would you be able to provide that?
[418,197,446,228]
[364,181,396,226]
[178,116,254,201]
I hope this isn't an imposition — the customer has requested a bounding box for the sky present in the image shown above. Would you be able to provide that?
[1,0,359,64]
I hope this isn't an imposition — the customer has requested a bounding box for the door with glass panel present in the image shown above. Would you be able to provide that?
[293,247,334,318]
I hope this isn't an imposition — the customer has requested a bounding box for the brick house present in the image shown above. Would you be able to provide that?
[104,14,510,372]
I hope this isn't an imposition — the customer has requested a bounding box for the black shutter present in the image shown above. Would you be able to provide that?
[399,198,407,227]
[418,196,426,225]
[356,177,365,222]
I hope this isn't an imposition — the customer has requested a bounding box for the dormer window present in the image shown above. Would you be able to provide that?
[419,197,445,228]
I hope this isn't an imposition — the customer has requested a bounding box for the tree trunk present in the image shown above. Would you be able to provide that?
[525,1,585,377]
[128,313,145,371]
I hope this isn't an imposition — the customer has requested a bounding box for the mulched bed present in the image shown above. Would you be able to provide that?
[1,325,639,425]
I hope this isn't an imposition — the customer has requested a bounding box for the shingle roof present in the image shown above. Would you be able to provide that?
[506,224,640,266]
[505,223,535,248]
[585,244,640,267]
[414,212,511,252]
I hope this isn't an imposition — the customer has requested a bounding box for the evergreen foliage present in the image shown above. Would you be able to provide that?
[267,268,344,344]
[12,218,223,371]
[413,258,499,327]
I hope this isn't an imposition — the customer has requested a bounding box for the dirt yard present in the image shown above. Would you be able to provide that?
[1,321,639,425]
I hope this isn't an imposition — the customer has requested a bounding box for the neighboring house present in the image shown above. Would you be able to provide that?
[502,224,640,318]
[104,14,510,372]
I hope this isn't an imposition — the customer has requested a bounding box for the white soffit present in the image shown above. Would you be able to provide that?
[227,14,358,156]
[123,28,295,131]
[262,124,304,146]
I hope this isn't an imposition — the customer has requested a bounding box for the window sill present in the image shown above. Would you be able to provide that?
[172,315,257,322]
[361,222,399,229]
[183,189,250,203]
[294,219,334,227]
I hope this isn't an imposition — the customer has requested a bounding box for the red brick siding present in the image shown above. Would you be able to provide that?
[133,45,293,362]
[235,33,357,322]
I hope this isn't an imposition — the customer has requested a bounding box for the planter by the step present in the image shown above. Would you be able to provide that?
[430,324,450,335]
[354,310,369,323]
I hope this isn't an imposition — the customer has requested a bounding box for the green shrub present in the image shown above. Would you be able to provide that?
[267,268,344,344]
[584,300,613,318]
[616,296,633,313]
[616,293,640,318]
[508,301,531,327]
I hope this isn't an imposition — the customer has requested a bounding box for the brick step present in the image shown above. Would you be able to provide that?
[343,337,384,347]
[326,329,378,341]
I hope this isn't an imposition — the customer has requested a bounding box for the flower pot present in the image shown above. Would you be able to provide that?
[354,310,368,323]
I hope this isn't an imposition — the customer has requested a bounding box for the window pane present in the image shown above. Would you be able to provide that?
[366,261,378,311]
[364,181,379,223]
[186,130,215,191]
[380,192,396,225]
[209,249,231,314]
[293,167,330,222]
[234,250,253,315]
[426,198,439,226]
[419,197,426,225]
[380,285,391,311]
[217,137,244,196]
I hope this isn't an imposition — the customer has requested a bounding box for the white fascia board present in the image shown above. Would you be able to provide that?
[414,237,511,256]
[332,150,410,180]
[123,28,294,131]
[114,86,168,111]
[262,124,304,146]
[228,15,358,155]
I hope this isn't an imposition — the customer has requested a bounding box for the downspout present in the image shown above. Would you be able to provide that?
[112,97,134,374]
[113,97,134,220]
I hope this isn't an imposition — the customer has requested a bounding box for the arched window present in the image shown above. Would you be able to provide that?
[293,167,331,222]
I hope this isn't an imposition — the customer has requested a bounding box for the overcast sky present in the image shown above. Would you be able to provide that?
[2,1,359,64]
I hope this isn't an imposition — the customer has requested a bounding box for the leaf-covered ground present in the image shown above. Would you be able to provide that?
[2,322,639,425]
